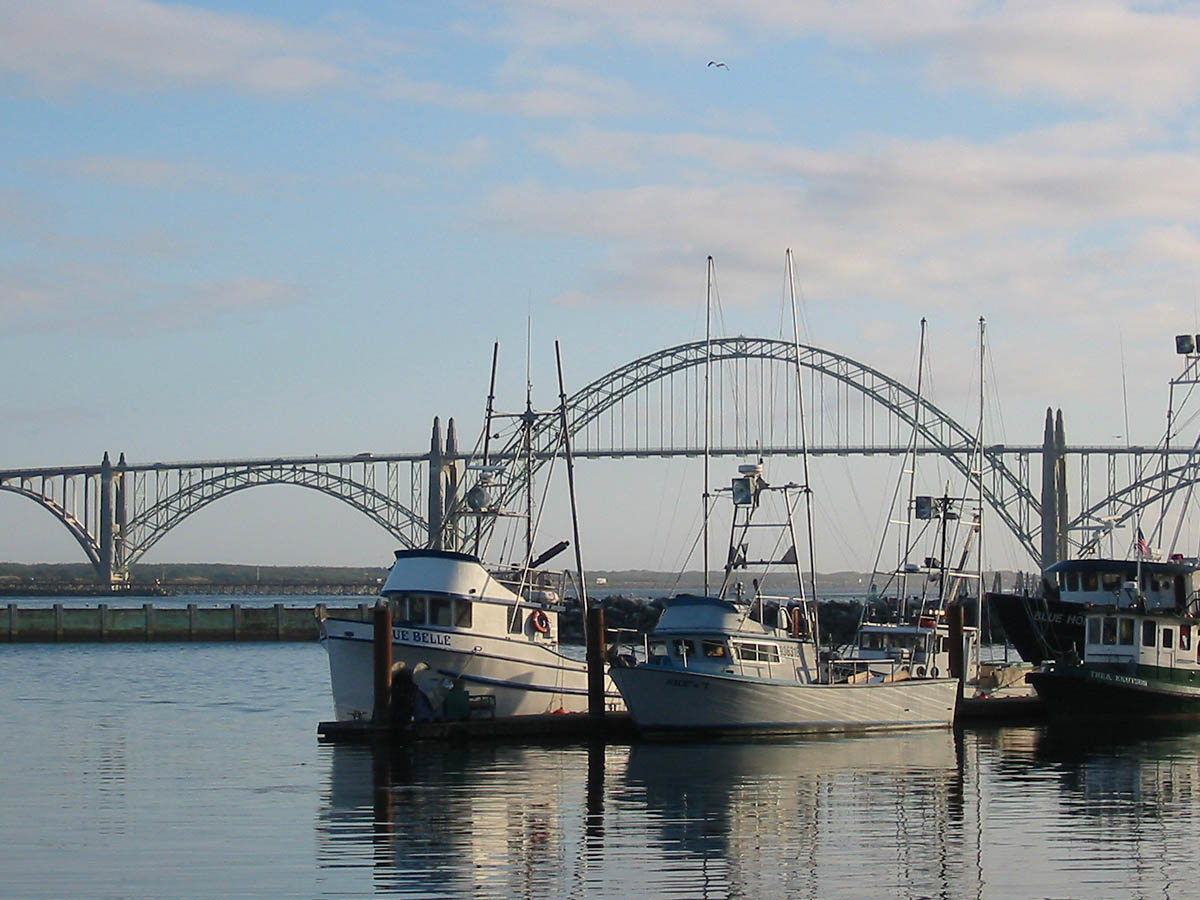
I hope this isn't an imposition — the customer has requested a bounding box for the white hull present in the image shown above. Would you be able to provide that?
[610,665,958,735]
[321,616,621,720]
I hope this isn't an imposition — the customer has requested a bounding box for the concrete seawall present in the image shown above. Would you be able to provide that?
[3,602,374,643]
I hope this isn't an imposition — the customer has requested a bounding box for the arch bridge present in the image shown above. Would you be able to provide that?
[2,336,1192,583]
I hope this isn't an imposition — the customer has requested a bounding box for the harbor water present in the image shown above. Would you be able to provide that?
[4,639,1200,898]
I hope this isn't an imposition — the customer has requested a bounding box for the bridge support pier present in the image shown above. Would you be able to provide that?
[94,452,128,586]
[1040,409,1068,574]
[427,418,462,550]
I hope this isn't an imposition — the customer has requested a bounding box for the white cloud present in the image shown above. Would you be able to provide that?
[0,0,352,94]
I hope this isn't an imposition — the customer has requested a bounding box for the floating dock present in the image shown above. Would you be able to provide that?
[319,712,637,744]
[3,601,373,643]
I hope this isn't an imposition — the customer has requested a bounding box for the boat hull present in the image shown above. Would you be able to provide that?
[1028,661,1200,718]
[321,616,621,720]
[986,592,1085,664]
[609,665,959,736]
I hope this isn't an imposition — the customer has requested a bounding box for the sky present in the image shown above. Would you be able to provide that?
[5,0,1200,575]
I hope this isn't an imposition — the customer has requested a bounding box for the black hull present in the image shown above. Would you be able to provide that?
[986,592,1086,664]
[1028,662,1200,718]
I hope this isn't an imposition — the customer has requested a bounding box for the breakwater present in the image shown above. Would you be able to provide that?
[2,602,373,643]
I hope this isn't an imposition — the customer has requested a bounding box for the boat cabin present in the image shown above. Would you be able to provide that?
[380,549,563,641]
[1083,608,1200,673]
[640,594,819,683]
[1048,558,1200,611]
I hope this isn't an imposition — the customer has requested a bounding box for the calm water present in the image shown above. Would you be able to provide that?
[3,642,1200,899]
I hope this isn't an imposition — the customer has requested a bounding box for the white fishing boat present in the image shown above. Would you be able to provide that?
[609,255,963,736]
[320,343,621,721]
[321,549,614,719]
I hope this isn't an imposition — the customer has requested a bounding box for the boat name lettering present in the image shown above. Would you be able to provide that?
[392,627,453,647]
[664,677,709,690]
[1032,611,1086,626]
[1088,670,1148,688]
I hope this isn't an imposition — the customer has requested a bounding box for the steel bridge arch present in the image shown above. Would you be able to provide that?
[121,467,425,568]
[486,336,1042,561]
[0,483,102,569]
[1073,458,1200,556]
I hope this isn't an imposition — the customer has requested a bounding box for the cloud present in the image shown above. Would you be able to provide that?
[50,157,257,192]
[0,0,353,94]
[495,1,1200,116]
[0,265,303,337]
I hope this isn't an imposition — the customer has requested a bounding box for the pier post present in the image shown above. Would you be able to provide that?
[586,605,606,719]
[947,602,965,681]
[373,600,393,723]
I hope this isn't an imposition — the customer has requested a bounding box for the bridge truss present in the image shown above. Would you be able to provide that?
[1,336,1192,581]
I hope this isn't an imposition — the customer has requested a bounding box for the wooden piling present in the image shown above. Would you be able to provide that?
[373,601,392,723]
[947,601,965,680]
[587,605,606,720]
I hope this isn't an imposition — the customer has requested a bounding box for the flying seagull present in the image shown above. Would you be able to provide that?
[707,61,728,69]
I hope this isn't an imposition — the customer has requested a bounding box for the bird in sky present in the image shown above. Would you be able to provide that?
[707,61,728,69]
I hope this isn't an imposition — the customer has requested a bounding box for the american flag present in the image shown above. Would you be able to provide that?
[1136,528,1150,557]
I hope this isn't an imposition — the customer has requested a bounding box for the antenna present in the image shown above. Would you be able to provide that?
[704,256,713,597]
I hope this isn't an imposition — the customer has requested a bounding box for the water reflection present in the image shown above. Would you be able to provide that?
[319,730,977,899]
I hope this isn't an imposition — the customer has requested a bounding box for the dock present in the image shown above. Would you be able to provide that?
[2,601,373,642]
[318,712,637,744]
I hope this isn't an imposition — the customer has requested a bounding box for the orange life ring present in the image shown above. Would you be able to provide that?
[530,610,550,634]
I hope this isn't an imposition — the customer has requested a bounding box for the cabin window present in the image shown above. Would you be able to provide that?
[1102,573,1123,592]
[1102,617,1117,645]
[408,595,427,625]
[702,640,728,658]
[1065,571,1079,591]
[672,639,695,661]
[735,641,781,663]
[1082,571,1099,591]
[1119,618,1134,645]
[454,599,472,628]
[648,640,669,665]
[1181,625,1191,651]
[1151,577,1162,592]
[1087,617,1101,644]
[1163,628,1174,649]
[431,597,453,627]
[1143,620,1157,647]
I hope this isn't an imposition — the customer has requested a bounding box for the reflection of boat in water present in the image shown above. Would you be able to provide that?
[318,733,974,899]
[320,345,620,721]
[623,732,971,897]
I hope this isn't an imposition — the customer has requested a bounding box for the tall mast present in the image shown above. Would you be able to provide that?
[704,256,713,597]
[475,342,500,555]
[900,319,928,608]
[786,249,819,642]
[523,319,534,566]
[555,341,588,610]
[976,317,986,627]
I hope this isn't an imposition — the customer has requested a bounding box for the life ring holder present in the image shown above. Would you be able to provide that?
[530,609,550,634]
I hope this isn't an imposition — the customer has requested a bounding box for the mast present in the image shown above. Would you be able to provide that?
[976,316,986,631]
[555,341,588,611]
[786,249,820,644]
[523,319,535,567]
[474,342,500,555]
[704,256,713,597]
[900,319,928,611]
